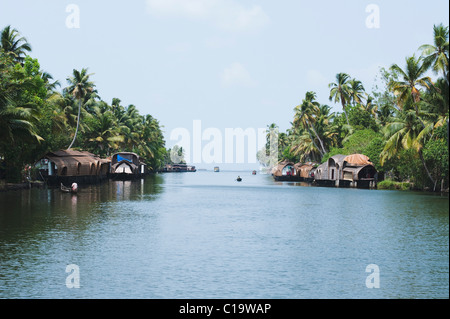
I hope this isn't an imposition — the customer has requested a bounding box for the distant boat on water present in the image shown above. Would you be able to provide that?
[214,167,220,172]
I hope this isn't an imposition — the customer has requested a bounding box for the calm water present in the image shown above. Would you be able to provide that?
[0,171,448,299]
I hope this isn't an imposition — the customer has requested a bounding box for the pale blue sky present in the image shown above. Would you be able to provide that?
[0,0,448,168]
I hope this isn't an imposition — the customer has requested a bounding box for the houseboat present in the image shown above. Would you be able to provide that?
[272,161,318,182]
[35,149,110,186]
[160,164,197,173]
[272,161,299,181]
[313,154,377,188]
[110,152,147,180]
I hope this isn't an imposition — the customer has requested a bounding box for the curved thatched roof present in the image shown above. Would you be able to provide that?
[45,149,105,176]
[296,162,318,178]
[344,154,373,166]
[343,164,377,181]
[272,161,295,177]
[314,162,329,180]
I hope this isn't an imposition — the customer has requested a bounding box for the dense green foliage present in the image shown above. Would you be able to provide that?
[260,23,449,191]
[0,25,166,182]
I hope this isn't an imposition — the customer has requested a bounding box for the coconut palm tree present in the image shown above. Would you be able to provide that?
[380,110,435,187]
[348,78,367,106]
[419,23,449,80]
[0,25,32,63]
[0,98,42,146]
[294,92,328,156]
[329,73,352,125]
[389,55,434,112]
[86,107,124,156]
[64,68,95,149]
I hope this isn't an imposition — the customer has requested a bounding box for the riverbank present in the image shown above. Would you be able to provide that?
[0,180,46,192]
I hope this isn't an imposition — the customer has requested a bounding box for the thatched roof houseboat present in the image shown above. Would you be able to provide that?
[313,154,377,188]
[272,161,298,181]
[296,162,318,182]
[35,149,110,186]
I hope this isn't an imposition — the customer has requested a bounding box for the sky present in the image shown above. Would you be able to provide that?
[0,0,449,169]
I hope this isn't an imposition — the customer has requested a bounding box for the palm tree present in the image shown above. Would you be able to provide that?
[419,23,449,80]
[294,91,327,156]
[348,78,367,106]
[289,128,321,163]
[86,107,124,156]
[380,110,435,187]
[64,68,95,149]
[329,73,352,125]
[0,25,32,63]
[0,99,42,146]
[389,55,434,113]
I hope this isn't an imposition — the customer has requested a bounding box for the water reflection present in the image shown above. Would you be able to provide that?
[0,172,448,299]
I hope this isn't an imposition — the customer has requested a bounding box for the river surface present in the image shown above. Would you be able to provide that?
[0,171,448,299]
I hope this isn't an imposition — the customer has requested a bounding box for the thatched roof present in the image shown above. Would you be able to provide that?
[343,164,377,181]
[294,162,318,178]
[328,154,347,166]
[272,161,295,177]
[44,149,108,176]
[344,154,373,166]
[314,162,329,180]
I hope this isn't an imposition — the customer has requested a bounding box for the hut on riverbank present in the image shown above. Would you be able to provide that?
[35,150,110,186]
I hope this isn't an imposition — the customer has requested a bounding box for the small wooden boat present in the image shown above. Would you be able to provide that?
[61,183,78,194]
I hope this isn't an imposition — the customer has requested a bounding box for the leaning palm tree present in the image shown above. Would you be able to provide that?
[329,73,352,125]
[419,23,449,80]
[0,25,32,63]
[294,91,327,156]
[64,68,95,149]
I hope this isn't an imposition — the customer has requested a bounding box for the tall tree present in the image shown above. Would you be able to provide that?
[380,110,435,187]
[389,55,434,126]
[0,25,32,63]
[329,73,352,125]
[64,68,95,149]
[294,91,327,156]
[419,23,449,80]
[348,78,367,106]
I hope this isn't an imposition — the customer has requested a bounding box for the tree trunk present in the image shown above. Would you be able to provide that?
[418,149,436,189]
[342,100,350,125]
[68,98,82,149]
[310,123,328,155]
[306,127,324,158]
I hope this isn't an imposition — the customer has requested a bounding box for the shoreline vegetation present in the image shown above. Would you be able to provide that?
[258,23,449,193]
[0,25,166,185]
[1,24,449,194]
